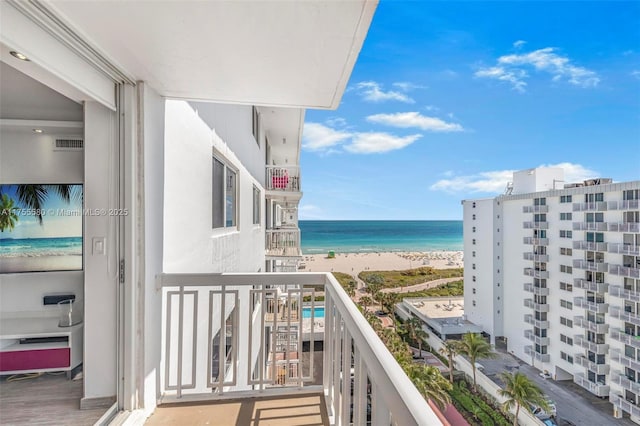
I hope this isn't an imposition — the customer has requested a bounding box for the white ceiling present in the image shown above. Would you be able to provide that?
[0,61,83,122]
[47,0,377,109]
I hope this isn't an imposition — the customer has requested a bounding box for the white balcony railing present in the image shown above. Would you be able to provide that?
[524,299,549,312]
[573,297,608,314]
[523,282,549,296]
[266,228,301,257]
[609,264,640,279]
[524,345,550,362]
[573,278,608,293]
[523,237,549,245]
[610,349,640,373]
[610,307,640,327]
[572,241,608,251]
[572,222,608,231]
[159,272,442,426]
[608,222,640,233]
[610,330,640,349]
[524,329,549,346]
[574,335,608,354]
[608,243,640,256]
[524,314,549,329]
[523,252,549,262]
[616,374,640,394]
[523,268,549,279]
[608,200,640,210]
[609,285,640,303]
[523,221,549,229]
[573,373,609,397]
[266,166,301,192]
[523,205,549,213]
[572,202,608,212]
[573,259,608,272]
[575,355,610,375]
[610,393,640,419]
[573,316,609,333]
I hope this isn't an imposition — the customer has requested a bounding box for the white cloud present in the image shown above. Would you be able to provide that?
[345,132,422,154]
[392,82,427,92]
[632,70,640,79]
[430,162,599,193]
[353,81,415,103]
[325,117,348,128]
[475,66,528,92]
[513,40,527,49]
[366,112,464,132]
[476,45,599,91]
[302,123,352,152]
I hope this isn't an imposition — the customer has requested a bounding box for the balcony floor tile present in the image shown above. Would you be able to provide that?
[146,393,329,426]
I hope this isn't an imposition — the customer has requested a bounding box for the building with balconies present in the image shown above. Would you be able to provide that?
[0,2,448,426]
[462,167,640,423]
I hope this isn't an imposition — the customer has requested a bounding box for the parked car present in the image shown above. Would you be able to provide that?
[530,397,557,419]
[542,418,558,426]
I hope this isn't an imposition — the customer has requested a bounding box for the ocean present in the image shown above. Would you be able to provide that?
[0,237,82,258]
[299,220,462,254]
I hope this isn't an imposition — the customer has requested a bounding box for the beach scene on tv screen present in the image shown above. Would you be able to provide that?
[0,184,83,273]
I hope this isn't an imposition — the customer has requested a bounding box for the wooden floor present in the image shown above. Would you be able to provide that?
[146,393,329,426]
[0,373,107,426]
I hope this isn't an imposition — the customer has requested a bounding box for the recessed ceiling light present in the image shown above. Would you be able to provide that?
[33,129,43,133]
[10,51,30,61]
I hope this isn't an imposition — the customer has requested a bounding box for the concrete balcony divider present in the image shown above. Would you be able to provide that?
[159,272,443,426]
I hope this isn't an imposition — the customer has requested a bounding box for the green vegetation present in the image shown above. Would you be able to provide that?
[332,272,357,296]
[499,371,549,426]
[439,340,460,383]
[450,381,511,426]
[456,332,497,392]
[359,267,463,289]
[302,295,324,302]
[402,280,464,298]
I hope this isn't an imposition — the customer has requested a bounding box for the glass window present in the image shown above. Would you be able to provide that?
[213,156,237,229]
[253,185,261,225]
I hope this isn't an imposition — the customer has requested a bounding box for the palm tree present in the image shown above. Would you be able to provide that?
[407,364,452,411]
[0,194,20,232]
[499,371,550,426]
[439,340,460,383]
[360,296,373,311]
[406,316,428,358]
[457,332,496,392]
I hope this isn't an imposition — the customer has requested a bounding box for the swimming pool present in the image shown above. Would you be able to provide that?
[302,306,325,319]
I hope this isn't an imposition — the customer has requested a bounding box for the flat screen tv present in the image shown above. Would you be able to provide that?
[0,184,83,273]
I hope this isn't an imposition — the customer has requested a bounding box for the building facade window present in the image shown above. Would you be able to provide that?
[534,197,546,206]
[472,264,476,270]
[252,106,260,145]
[472,226,476,232]
[472,202,476,208]
[252,185,261,225]
[561,351,574,363]
[472,214,476,220]
[560,230,573,238]
[560,299,573,310]
[560,212,572,220]
[560,264,573,274]
[472,251,476,257]
[213,156,237,229]
[560,334,573,345]
[560,247,573,256]
[559,281,573,291]
[473,288,476,294]
[560,316,573,328]
[560,195,572,203]
[472,239,476,245]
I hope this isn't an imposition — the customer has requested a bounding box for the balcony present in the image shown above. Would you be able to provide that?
[610,307,640,327]
[572,222,608,231]
[575,355,610,375]
[158,272,442,425]
[523,237,549,246]
[574,335,609,354]
[524,314,549,329]
[523,205,549,213]
[266,228,302,258]
[608,222,640,233]
[609,285,640,303]
[523,221,549,230]
[608,243,640,256]
[610,393,640,419]
[573,278,608,293]
[524,329,549,346]
[608,200,640,211]
[573,373,609,397]
[524,345,550,363]
[524,299,549,312]
[523,282,550,296]
[573,297,608,314]
[573,202,608,212]
[523,252,549,262]
[616,374,640,394]
[610,330,640,349]
[524,268,549,279]
[574,316,609,333]
[573,241,608,251]
[609,264,640,279]
[266,166,301,194]
[610,349,640,372]
[573,259,608,272]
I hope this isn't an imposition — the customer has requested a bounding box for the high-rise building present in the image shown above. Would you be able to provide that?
[463,167,640,421]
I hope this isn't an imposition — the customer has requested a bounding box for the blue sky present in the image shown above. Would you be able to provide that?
[300,1,640,220]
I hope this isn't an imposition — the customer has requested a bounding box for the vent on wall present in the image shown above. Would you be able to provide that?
[55,139,84,150]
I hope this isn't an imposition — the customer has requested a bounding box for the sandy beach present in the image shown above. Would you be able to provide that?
[300,250,463,275]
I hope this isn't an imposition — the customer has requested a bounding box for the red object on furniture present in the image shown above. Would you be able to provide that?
[0,348,70,372]
[272,171,289,189]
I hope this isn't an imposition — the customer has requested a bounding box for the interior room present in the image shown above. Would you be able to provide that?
[0,51,111,424]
